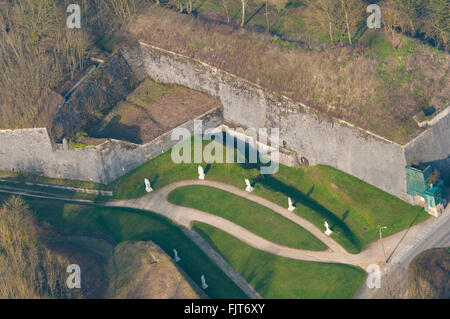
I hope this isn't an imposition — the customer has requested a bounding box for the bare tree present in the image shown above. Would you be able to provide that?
[421,0,449,49]
[338,0,365,45]
[241,0,247,27]
[0,196,72,299]
[108,0,137,23]
[305,0,338,44]
[0,0,89,129]
[305,0,364,45]
[217,0,230,23]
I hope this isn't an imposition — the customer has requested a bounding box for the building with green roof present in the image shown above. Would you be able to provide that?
[406,164,446,217]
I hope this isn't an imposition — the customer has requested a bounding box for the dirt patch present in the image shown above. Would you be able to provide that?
[107,241,201,299]
[406,247,450,298]
[48,237,202,299]
[89,77,219,144]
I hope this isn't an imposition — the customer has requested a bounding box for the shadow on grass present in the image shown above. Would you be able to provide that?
[342,210,350,222]
[192,224,228,263]
[193,223,276,298]
[386,209,425,263]
[213,133,362,253]
[253,175,362,253]
[243,250,277,297]
[205,163,212,175]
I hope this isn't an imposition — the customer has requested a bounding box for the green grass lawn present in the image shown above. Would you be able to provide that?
[1,138,429,255]
[0,194,247,299]
[111,139,429,254]
[168,185,327,251]
[193,222,366,298]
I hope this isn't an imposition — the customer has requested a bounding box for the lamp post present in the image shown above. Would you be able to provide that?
[379,226,388,264]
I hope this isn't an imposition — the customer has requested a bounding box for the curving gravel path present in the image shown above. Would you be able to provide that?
[0,180,436,299]
[105,180,434,269]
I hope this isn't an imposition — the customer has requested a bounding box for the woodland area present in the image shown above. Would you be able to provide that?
[0,196,72,298]
[0,0,118,129]
[168,0,448,50]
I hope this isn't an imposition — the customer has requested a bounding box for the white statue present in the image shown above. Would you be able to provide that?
[288,197,295,211]
[324,221,333,236]
[245,179,254,192]
[145,178,153,193]
[198,165,205,180]
[150,253,159,263]
[201,274,208,290]
[173,249,181,263]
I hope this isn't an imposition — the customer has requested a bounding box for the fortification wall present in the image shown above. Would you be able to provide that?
[1,42,447,196]
[405,106,450,180]
[139,42,415,199]
[0,108,221,183]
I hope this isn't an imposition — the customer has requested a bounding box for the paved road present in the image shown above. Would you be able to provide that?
[354,204,450,298]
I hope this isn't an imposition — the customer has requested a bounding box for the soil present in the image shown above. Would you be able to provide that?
[406,247,450,298]
[89,78,220,144]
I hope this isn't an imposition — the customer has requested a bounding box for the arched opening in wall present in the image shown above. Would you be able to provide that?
[300,157,309,167]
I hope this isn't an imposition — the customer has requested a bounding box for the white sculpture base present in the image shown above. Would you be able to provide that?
[150,253,159,263]
[288,205,295,212]
[198,174,205,180]
[145,178,153,193]
[173,249,181,263]
[201,275,208,290]
[245,186,254,193]
[325,229,333,236]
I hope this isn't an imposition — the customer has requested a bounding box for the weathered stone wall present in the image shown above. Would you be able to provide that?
[0,108,222,183]
[405,107,450,180]
[138,42,449,200]
[1,41,447,197]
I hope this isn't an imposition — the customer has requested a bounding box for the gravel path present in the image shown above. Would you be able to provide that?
[1,180,438,299]
[106,180,434,269]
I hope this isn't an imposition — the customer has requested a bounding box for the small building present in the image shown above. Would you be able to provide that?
[406,164,446,217]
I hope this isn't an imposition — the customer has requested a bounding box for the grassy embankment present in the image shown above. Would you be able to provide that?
[193,222,366,298]
[0,194,247,299]
[111,140,429,254]
[169,185,327,251]
[1,138,429,254]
